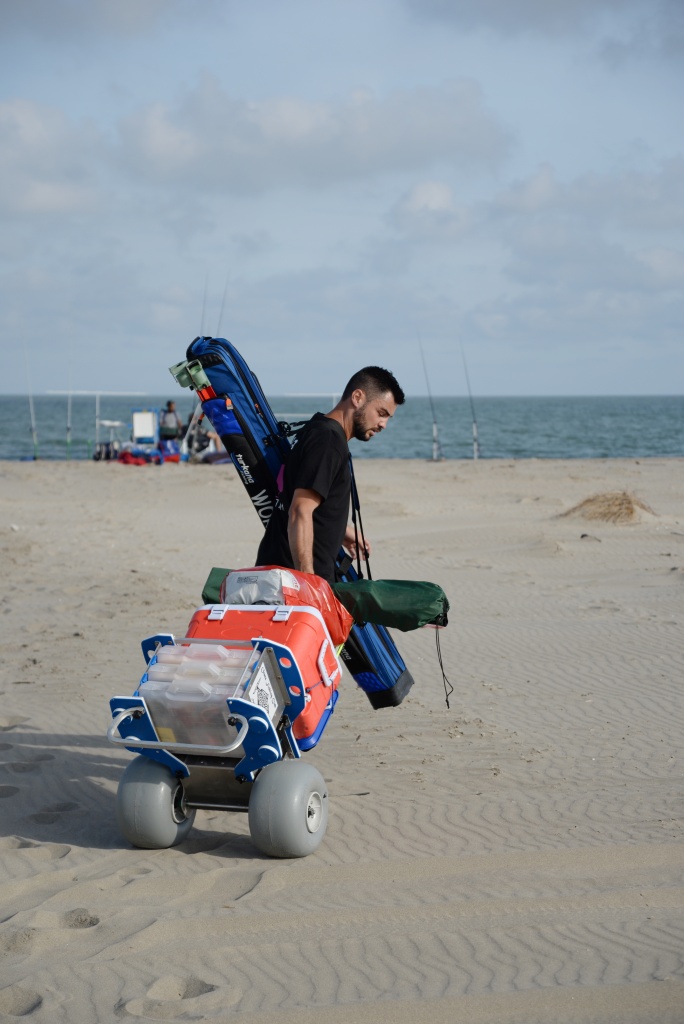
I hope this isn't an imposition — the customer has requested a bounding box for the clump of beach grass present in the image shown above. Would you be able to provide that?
[559,491,656,524]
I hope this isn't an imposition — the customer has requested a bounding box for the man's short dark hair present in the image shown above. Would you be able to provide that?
[342,366,405,405]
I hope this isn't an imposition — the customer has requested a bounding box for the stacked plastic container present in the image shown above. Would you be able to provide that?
[139,643,259,746]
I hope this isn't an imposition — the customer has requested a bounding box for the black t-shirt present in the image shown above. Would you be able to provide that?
[256,413,350,582]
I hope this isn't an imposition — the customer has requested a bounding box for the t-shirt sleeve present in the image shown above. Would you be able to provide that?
[292,428,346,501]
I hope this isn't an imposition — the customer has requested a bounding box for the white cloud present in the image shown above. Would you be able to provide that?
[0,100,100,216]
[387,181,473,240]
[637,246,684,286]
[117,77,512,193]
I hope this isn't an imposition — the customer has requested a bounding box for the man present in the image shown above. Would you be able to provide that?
[256,366,405,583]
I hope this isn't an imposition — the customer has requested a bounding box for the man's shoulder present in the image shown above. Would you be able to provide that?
[298,414,347,448]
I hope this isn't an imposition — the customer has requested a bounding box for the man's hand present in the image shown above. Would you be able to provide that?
[343,525,371,561]
[288,489,322,574]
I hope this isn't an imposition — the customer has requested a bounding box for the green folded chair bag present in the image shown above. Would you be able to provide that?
[332,579,448,631]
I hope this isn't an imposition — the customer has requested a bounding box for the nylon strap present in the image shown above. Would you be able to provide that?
[348,454,372,580]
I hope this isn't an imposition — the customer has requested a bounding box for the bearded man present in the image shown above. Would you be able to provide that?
[255,365,405,583]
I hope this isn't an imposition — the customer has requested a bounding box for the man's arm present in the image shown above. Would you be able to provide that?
[288,488,323,574]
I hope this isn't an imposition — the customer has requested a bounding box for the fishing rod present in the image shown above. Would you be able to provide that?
[66,348,73,460]
[419,341,444,462]
[66,390,72,460]
[23,344,39,459]
[216,271,230,338]
[460,343,480,460]
[201,272,209,338]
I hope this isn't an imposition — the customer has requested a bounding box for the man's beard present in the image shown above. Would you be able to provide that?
[352,406,372,442]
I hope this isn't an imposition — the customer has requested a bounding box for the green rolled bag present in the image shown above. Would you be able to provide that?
[202,566,232,604]
[331,579,448,631]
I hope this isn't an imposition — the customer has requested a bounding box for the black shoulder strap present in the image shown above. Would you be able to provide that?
[348,454,372,580]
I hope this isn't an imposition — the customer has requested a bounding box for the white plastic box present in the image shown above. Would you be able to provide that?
[139,643,259,747]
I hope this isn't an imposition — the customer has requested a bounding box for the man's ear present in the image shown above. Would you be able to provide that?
[351,388,366,408]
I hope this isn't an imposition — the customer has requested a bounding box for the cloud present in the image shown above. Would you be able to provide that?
[387,181,473,240]
[0,0,220,38]
[404,0,675,37]
[485,162,684,299]
[404,0,684,66]
[117,77,512,193]
[501,220,650,292]
[383,160,684,275]
[0,100,101,216]
[491,160,684,231]
[372,158,684,373]
[636,246,684,286]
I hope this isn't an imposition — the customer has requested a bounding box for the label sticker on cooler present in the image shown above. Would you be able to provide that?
[245,662,278,720]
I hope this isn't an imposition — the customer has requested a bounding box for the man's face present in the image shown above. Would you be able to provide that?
[351,391,398,442]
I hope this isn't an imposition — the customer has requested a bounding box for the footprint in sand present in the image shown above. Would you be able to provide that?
[124,973,237,1019]
[5,762,42,774]
[0,908,99,966]
[62,908,100,929]
[0,985,43,1017]
[28,801,82,824]
[32,908,100,930]
[3,753,55,775]
[0,835,71,859]
[0,785,20,798]
[0,716,29,732]
[117,865,154,884]
[0,928,37,955]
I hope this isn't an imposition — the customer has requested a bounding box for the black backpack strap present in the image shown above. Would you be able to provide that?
[348,454,372,580]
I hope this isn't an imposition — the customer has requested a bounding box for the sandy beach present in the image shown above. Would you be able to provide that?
[1,456,683,1023]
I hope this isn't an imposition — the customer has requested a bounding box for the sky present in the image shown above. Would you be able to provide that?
[1,0,682,396]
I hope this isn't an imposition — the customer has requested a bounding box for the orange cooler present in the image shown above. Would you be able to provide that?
[185,604,342,745]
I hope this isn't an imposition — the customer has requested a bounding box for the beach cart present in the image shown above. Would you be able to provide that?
[107,583,345,858]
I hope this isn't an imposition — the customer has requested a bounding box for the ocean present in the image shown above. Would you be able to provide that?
[0,393,682,462]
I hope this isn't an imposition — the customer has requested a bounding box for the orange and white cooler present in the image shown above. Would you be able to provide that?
[185,603,342,747]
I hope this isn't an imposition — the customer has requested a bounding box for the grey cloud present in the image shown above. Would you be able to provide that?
[0,99,102,217]
[404,0,684,64]
[230,231,275,261]
[404,0,675,36]
[501,220,653,292]
[1,0,221,38]
[491,160,684,232]
[488,162,684,298]
[377,159,684,340]
[383,160,684,266]
[117,77,512,193]
[465,285,682,363]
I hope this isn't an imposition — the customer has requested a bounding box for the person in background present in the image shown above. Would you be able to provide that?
[159,400,183,440]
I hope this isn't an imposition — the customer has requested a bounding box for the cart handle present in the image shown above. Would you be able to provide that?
[107,706,250,755]
[317,639,339,688]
